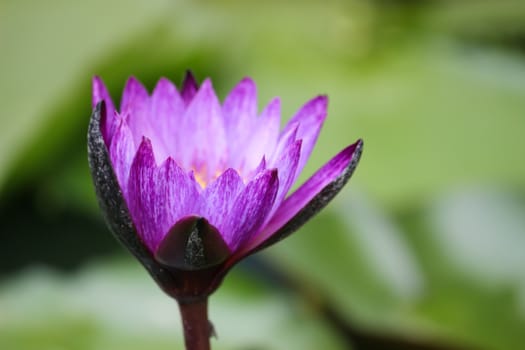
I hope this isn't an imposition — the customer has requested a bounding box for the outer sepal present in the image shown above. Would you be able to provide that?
[88,102,176,287]
[155,216,230,271]
[87,102,226,301]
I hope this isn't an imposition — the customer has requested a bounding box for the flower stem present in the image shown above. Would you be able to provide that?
[178,298,213,350]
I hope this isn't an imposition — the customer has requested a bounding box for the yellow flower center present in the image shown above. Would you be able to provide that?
[192,164,224,189]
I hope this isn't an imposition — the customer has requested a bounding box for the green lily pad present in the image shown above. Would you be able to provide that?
[0,259,346,350]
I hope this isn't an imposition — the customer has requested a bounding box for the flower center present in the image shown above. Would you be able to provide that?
[193,170,208,188]
[191,164,224,189]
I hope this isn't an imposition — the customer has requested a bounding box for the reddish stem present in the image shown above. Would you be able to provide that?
[178,298,213,350]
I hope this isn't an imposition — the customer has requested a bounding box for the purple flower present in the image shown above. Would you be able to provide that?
[88,72,362,300]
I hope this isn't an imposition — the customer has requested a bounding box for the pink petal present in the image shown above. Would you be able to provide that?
[282,95,328,175]
[180,79,227,182]
[224,169,279,251]
[268,121,298,166]
[120,77,151,144]
[223,78,258,137]
[127,138,200,252]
[120,76,149,115]
[150,77,185,160]
[268,139,302,217]
[237,97,281,173]
[121,77,173,161]
[92,76,116,144]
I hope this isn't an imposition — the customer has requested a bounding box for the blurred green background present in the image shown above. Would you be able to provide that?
[1,0,525,349]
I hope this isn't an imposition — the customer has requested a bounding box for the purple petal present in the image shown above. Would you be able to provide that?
[92,76,116,144]
[181,71,199,105]
[109,115,135,194]
[127,138,200,252]
[121,77,174,160]
[269,121,298,166]
[126,138,156,249]
[268,139,302,217]
[198,168,245,238]
[150,77,185,160]
[243,139,363,253]
[179,79,227,182]
[224,169,279,251]
[258,97,281,140]
[282,95,328,175]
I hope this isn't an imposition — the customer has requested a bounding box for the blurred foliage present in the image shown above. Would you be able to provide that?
[1,0,525,349]
[0,261,345,350]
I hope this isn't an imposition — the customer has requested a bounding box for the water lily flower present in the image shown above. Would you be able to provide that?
[88,72,362,349]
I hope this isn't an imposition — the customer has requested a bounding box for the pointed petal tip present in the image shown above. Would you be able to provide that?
[124,76,149,95]
[240,76,255,83]
[315,94,328,103]
[121,76,149,112]
[347,138,364,162]
[219,167,243,179]
[92,76,113,107]
[265,168,279,189]
[183,70,198,84]
[224,76,257,98]
[323,138,363,183]
[249,167,279,187]
[154,76,174,90]
[157,76,171,83]
[125,75,140,85]
[238,76,257,89]
[152,77,181,106]
[187,78,221,110]
[160,155,175,169]
[311,94,329,116]
[349,138,364,171]
[200,77,213,90]
[261,96,281,118]
[181,71,199,95]
[92,75,103,87]
[124,76,148,92]
[134,136,156,166]
[140,135,152,146]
